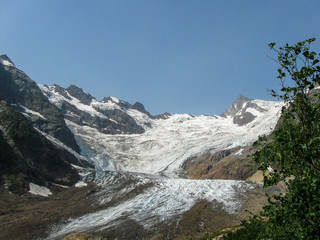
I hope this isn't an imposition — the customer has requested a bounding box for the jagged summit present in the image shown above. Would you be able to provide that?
[66,85,95,105]
[221,94,270,126]
[102,96,121,103]
[221,94,252,118]
[101,96,151,116]
[39,84,146,135]
[0,54,15,67]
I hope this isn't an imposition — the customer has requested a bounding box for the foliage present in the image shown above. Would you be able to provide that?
[222,218,268,240]
[223,38,320,240]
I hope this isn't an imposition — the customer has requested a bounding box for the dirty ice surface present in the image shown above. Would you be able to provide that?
[49,172,261,239]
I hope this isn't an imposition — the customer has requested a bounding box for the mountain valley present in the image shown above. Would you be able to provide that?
[0,54,284,239]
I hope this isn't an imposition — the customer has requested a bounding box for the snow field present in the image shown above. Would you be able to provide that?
[66,99,282,177]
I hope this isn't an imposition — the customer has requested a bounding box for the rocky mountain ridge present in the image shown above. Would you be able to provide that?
[39,84,147,135]
[0,54,80,152]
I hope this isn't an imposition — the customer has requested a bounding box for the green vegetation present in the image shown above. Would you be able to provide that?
[204,38,320,239]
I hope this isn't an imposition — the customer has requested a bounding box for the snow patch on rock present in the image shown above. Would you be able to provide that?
[75,181,87,188]
[29,183,52,197]
[0,58,14,67]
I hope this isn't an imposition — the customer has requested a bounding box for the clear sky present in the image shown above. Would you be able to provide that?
[0,0,319,115]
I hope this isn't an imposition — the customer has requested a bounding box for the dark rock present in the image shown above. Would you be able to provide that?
[221,94,267,126]
[233,112,256,126]
[132,102,151,117]
[0,60,80,152]
[51,84,72,100]
[102,97,152,117]
[0,54,15,66]
[91,107,145,134]
[0,101,79,194]
[154,112,171,119]
[66,85,95,105]
[220,95,252,118]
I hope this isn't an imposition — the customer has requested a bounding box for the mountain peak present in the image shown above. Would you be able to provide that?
[0,54,15,67]
[236,94,251,102]
[221,94,252,118]
[132,102,151,117]
[220,94,269,126]
[66,85,95,105]
[101,97,152,117]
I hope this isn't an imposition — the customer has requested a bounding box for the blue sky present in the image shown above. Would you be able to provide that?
[0,0,319,115]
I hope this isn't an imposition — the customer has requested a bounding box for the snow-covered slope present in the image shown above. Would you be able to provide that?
[39,84,283,177]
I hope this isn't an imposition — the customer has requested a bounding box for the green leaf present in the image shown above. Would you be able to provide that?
[268,42,276,49]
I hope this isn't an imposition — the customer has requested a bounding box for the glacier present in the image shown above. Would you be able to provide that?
[49,172,261,239]
[37,84,283,239]
[65,100,282,177]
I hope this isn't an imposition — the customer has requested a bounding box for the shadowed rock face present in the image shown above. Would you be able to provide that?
[0,54,14,65]
[66,85,95,105]
[63,100,145,134]
[0,101,79,194]
[0,55,80,152]
[132,101,151,116]
[39,85,146,135]
[221,95,252,117]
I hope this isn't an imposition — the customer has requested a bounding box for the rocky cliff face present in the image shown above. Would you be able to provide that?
[66,84,95,105]
[0,54,80,152]
[39,84,146,134]
[0,101,79,194]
